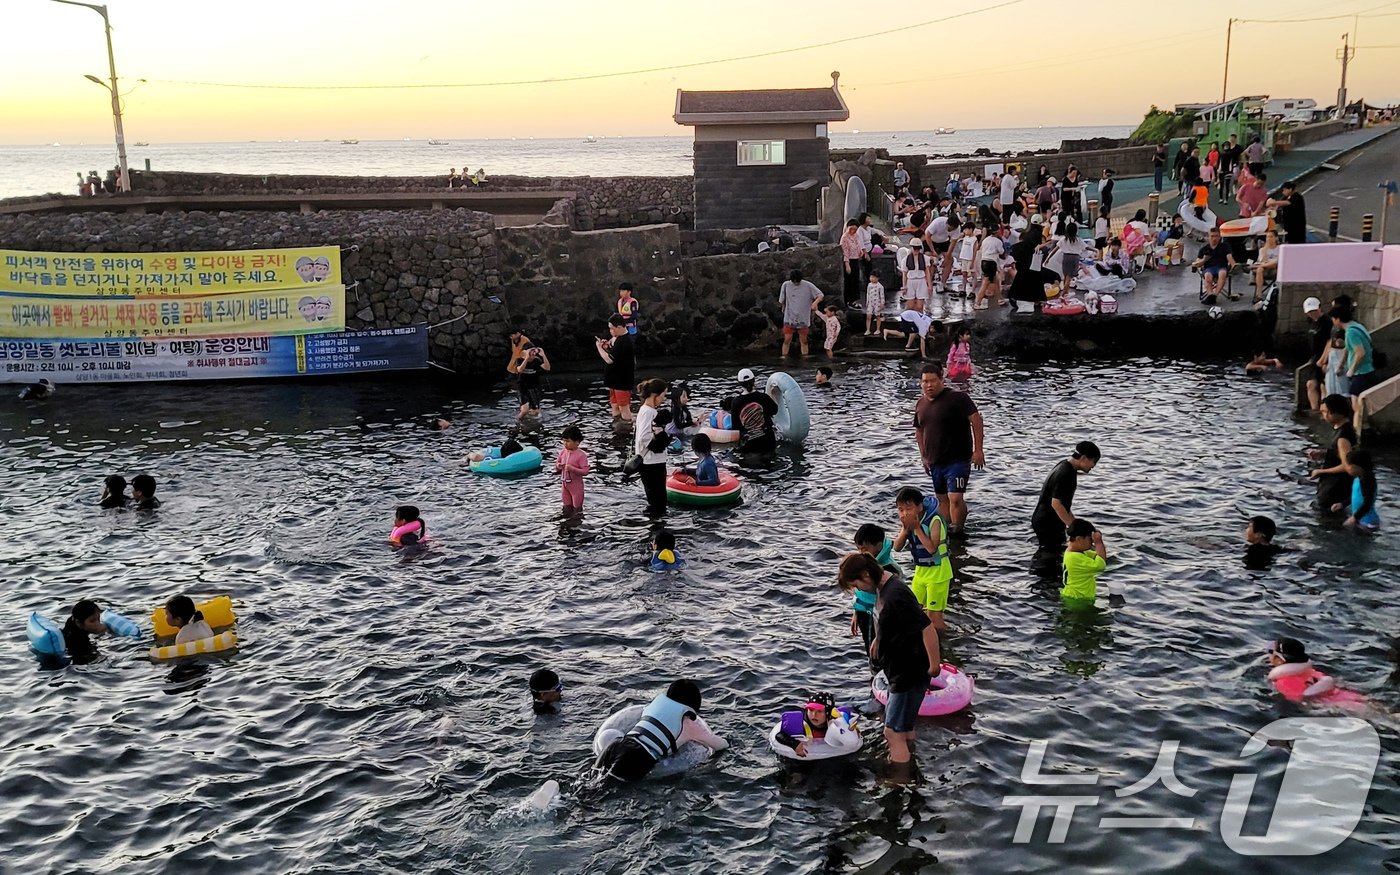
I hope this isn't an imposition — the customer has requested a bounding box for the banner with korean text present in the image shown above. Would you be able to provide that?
[0,325,427,384]
[0,288,347,339]
[1,247,341,297]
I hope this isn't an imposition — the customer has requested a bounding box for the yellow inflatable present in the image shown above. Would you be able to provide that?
[152,595,235,637]
[149,630,238,661]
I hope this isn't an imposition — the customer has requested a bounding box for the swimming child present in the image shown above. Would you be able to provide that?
[62,598,106,664]
[1337,448,1380,532]
[1244,352,1283,374]
[893,486,950,631]
[1268,637,1368,708]
[945,324,974,381]
[529,668,563,714]
[164,595,214,644]
[677,433,719,487]
[390,505,428,546]
[1244,515,1282,569]
[467,436,524,464]
[815,366,833,386]
[865,270,885,336]
[650,529,684,570]
[772,692,860,758]
[131,474,160,510]
[820,304,842,361]
[595,680,728,782]
[555,425,589,511]
[99,474,128,509]
[852,523,898,669]
[1060,518,1107,606]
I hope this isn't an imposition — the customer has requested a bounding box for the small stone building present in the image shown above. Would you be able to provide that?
[674,73,849,230]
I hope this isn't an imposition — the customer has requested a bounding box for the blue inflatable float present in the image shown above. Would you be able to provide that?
[766,372,810,444]
[470,446,543,477]
[26,609,141,657]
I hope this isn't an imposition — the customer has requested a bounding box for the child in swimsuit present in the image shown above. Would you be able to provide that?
[99,474,129,509]
[772,692,859,758]
[390,505,428,546]
[555,425,589,511]
[1337,448,1380,532]
[820,304,842,360]
[467,437,524,464]
[650,529,684,570]
[529,668,563,714]
[164,595,214,644]
[893,486,950,631]
[677,433,719,487]
[1060,518,1107,607]
[1268,637,1368,708]
[945,324,974,381]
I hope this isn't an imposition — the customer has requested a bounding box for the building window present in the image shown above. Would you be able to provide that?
[737,140,786,166]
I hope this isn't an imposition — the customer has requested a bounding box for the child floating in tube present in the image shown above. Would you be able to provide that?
[595,680,727,782]
[164,595,214,645]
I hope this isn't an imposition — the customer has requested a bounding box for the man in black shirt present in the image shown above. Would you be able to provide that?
[1192,227,1237,304]
[1302,297,1332,411]
[1218,134,1242,199]
[1031,441,1102,549]
[1268,180,1308,245]
[1310,394,1357,511]
[727,367,779,456]
[595,315,635,424]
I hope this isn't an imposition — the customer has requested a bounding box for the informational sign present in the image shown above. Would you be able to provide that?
[0,325,426,384]
[0,287,346,339]
[1,247,341,297]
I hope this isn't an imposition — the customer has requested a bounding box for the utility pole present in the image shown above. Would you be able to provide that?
[1221,18,1234,104]
[51,1,129,193]
[1336,33,1355,120]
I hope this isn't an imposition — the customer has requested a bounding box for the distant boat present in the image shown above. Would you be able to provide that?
[341,139,359,145]
[935,128,956,135]
[134,141,149,146]
[427,139,448,145]
[50,142,61,146]
[584,136,597,143]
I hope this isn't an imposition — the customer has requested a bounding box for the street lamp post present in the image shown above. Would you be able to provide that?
[52,0,129,193]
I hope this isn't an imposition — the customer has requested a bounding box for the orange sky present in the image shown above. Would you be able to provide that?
[4,0,1398,143]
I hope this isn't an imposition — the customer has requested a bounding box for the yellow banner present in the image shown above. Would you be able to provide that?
[1,247,341,297]
[0,287,345,339]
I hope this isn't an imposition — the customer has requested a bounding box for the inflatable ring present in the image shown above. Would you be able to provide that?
[666,470,741,508]
[697,426,740,444]
[1219,215,1270,238]
[872,665,975,716]
[767,709,863,761]
[1178,198,1219,236]
[153,595,235,638]
[150,630,238,661]
[592,704,714,779]
[470,446,543,477]
[1042,297,1087,316]
[766,371,810,444]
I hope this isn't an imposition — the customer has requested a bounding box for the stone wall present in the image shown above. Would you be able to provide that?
[1275,120,1348,152]
[126,170,693,231]
[837,144,1160,199]
[693,138,828,229]
[0,208,507,376]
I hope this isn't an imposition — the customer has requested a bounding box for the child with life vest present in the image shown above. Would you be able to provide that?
[893,486,951,631]
[1060,518,1106,607]
[1268,637,1367,708]
[650,528,684,570]
[595,680,727,781]
[389,505,428,546]
[772,692,860,758]
[852,524,899,670]
[555,425,589,511]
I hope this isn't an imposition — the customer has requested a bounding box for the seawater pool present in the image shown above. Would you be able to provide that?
[2,357,1399,874]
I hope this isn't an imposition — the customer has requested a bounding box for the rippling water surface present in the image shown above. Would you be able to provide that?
[2,357,1399,874]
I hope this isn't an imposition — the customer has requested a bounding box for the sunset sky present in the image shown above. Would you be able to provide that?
[5,0,1398,143]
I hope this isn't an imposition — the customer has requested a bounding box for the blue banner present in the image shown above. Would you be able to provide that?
[0,325,427,383]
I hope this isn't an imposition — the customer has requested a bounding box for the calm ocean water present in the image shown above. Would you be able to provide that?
[0,126,1133,200]
[2,356,1398,873]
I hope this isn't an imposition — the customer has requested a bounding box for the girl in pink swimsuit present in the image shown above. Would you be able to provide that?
[556,425,589,511]
[1268,637,1368,709]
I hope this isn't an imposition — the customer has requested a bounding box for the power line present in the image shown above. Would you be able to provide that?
[136,0,1030,92]
[1236,0,1400,23]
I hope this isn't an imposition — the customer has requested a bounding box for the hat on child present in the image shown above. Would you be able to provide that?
[1303,297,1322,314]
[910,238,924,247]
[737,367,755,383]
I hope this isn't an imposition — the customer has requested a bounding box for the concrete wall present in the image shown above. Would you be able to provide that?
[1275,120,1348,151]
[1278,242,1384,283]
[835,144,1161,198]
[1382,245,1400,288]
[694,137,828,229]
[126,170,693,231]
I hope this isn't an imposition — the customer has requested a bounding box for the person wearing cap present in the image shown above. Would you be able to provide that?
[727,368,779,456]
[1031,442,1101,549]
[901,238,932,308]
[893,162,910,194]
[529,669,563,714]
[778,269,824,357]
[1302,296,1332,411]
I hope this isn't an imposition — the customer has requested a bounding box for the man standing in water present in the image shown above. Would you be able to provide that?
[778,270,824,357]
[913,363,984,537]
[595,315,635,425]
[1030,441,1101,549]
[1302,297,1332,412]
[729,368,779,457]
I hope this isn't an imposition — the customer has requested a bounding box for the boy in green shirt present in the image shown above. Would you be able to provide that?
[1061,518,1107,606]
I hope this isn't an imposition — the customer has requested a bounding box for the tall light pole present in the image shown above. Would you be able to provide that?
[1336,32,1355,120]
[51,0,129,193]
[1221,18,1235,104]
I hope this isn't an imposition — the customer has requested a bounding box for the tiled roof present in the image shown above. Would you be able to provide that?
[677,88,845,116]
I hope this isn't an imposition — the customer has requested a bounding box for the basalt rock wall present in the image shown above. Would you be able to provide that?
[127,171,694,231]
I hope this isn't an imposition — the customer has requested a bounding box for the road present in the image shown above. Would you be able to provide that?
[1299,128,1400,244]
